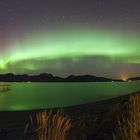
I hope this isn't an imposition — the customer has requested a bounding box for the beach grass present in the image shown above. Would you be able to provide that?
[113,93,140,140]
[25,110,71,140]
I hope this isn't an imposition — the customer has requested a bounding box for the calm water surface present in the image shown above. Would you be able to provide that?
[0,82,140,111]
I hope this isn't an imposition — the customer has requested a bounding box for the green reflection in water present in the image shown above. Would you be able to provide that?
[0,82,139,111]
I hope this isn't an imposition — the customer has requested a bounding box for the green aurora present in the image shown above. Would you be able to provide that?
[0,27,140,78]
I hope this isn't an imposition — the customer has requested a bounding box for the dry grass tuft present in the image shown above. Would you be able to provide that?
[113,94,140,140]
[25,110,71,140]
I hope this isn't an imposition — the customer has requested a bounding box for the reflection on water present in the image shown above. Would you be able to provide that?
[0,82,140,111]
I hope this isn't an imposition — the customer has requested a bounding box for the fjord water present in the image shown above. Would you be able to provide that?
[0,82,140,111]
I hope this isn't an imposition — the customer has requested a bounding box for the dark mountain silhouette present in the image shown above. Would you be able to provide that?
[65,75,112,82]
[0,73,114,82]
[0,73,63,82]
[128,77,140,81]
[29,73,63,82]
[0,73,29,82]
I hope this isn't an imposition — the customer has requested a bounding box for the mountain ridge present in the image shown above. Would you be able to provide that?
[0,73,114,82]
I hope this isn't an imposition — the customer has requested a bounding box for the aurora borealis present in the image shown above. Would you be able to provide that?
[0,0,140,79]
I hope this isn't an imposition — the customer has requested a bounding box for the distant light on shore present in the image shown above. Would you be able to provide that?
[122,77,128,81]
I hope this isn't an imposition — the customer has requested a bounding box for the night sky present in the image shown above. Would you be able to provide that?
[0,0,140,79]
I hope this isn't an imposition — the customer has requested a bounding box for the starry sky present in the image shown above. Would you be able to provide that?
[0,0,140,79]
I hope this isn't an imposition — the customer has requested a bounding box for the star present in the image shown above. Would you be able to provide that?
[7,9,13,12]
[98,1,102,7]
[43,16,48,20]
[9,17,15,21]
[62,16,65,19]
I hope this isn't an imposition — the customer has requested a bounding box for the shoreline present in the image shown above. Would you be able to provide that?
[0,90,139,139]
